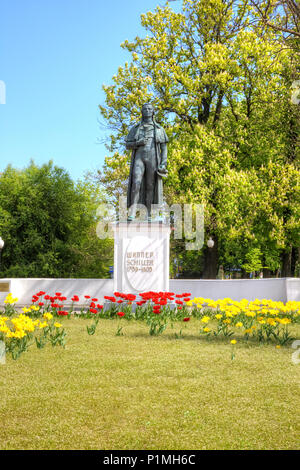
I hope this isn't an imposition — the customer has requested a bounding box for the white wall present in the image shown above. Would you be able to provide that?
[0,278,113,306]
[286,278,300,302]
[0,277,299,306]
[170,278,297,302]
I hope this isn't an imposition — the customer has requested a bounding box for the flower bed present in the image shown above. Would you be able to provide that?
[1,291,299,360]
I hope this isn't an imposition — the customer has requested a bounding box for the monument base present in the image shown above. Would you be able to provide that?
[112,222,170,294]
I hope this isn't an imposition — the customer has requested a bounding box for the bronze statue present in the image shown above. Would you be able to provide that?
[125,103,168,221]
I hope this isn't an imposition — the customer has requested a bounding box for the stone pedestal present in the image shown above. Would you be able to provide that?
[112,222,170,294]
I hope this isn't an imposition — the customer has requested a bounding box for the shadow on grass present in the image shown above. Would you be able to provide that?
[122,327,290,348]
[79,317,299,349]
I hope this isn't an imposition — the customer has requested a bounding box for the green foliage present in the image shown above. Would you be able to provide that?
[97,0,300,277]
[249,0,300,52]
[0,161,113,277]
[242,247,263,273]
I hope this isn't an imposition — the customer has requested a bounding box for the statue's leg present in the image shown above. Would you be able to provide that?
[128,155,145,220]
[145,157,156,219]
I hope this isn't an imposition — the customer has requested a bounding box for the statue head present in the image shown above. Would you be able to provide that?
[141,103,154,120]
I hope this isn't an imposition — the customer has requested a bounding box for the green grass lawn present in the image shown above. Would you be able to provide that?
[0,317,299,450]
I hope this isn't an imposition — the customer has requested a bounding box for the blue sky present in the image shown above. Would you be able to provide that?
[0,0,180,181]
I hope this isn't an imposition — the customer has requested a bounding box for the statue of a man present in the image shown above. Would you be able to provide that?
[125,103,168,221]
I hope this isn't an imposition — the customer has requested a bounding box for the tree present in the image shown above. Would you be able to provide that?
[98,0,299,278]
[249,1,300,45]
[0,161,113,277]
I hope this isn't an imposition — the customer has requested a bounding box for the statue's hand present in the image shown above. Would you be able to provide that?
[158,164,166,172]
[136,138,146,147]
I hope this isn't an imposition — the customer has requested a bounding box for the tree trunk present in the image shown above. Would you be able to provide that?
[202,237,218,279]
[263,268,272,278]
[297,247,300,277]
[295,246,300,277]
[241,269,248,279]
[281,248,292,277]
[291,246,298,277]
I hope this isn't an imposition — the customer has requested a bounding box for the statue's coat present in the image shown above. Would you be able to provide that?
[126,121,168,209]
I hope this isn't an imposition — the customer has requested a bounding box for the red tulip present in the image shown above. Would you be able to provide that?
[127,294,136,301]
